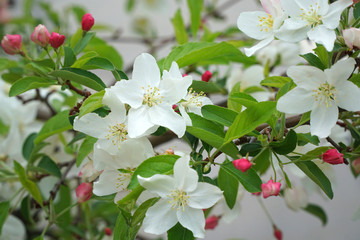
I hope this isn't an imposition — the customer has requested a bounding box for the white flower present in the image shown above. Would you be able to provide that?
[237,0,286,56]
[111,53,192,138]
[0,215,26,240]
[277,58,360,138]
[178,90,213,126]
[284,186,308,211]
[277,0,352,51]
[138,155,223,238]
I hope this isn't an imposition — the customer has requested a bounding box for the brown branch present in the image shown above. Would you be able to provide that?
[65,80,91,97]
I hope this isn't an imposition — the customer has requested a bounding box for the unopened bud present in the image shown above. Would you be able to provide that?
[31,24,50,47]
[1,34,22,55]
[273,225,282,240]
[352,158,360,174]
[322,149,344,165]
[252,192,261,196]
[49,32,65,49]
[233,158,252,172]
[104,227,112,236]
[201,70,212,82]
[82,13,95,32]
[261,179,281,199]
[76,182,93,203]
[205,216,219,230]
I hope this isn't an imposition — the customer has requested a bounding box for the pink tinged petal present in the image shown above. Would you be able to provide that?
[261,0,282,16]
[148,105,186,138]
[138,175,175,198]
[275,18,309,42]
[287,65,325,89]
[93,170,123,196]
[277,87,314,114]
[244,37,274,57]
[174,155,198,192]
[310,103,338,138]
[73,113,108,139]
[343,29,355,49]
[307,25,336,51]
[336,81,360,111]
[127,107,158,138]
[132,53,161,87]
[142,200,178,235]
[237,11,274,40]
[176,207,205,238]
[187,183,223,209]
[324,58,356,86]
[111,80,144,109]
[322,0,352,29]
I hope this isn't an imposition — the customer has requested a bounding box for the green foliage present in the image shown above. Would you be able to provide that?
[187,0,203,39]
[9,76,57,97]
[78,90,105,118]
[270,130,297,155]
[172,9,188,45]
[76,136,97,167]
[63,46,77,67]
[0,201,10,235]
[300,53,326,70]
[22,133,38,161]
[303,203,328,226]
[168,223,195,240]
[201,105,237,127]
[36,156,62,178]
[189,80,226,94]
[261,76,291,88]
[218,161,239,209]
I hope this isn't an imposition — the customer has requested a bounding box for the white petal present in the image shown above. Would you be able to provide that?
[244,37,274,57]
[287,65,325,89]
[237,11,274,40]
[307,25,336,51]
[138,175,175,198]
[277,87,314,114]
[93,170,124,196]
[102,89,126,121]
[310,103,338,138]
[276,18,309,42]
[160,74,192,104]
[281,0,301,17]
[142,200,178,235]
[148,105,186,138]
[188,182,223,209]
[322,0,352,29]
[168,61,182,78]
[127,107,157,138]
[73,113,108,139]
[132,53,161,87]
[325,58,355,86]
[336,81,360,111]
[111,80,144,109]
[179,105,192,126]
[241,65,265,88]
[177,207,205,238]
[174,155,198,192]
[261,0,283,17]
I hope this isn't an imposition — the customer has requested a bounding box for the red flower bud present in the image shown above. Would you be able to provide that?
[201,70,212,82]
[49,32,65,49]
[31,24,50,47]
[261,179,281,198]
[352,158,360,174]
[1,34,22,55]
[322,149,344,165]
[205,216,219,230]
[82,13,95,32]
[233,158,252,172]
[182,73,188,77]
[273,225,282,240]
[76,182,93,203]
[104,227,112,236]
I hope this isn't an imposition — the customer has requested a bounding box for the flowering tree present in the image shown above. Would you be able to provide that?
[1,0,360,239]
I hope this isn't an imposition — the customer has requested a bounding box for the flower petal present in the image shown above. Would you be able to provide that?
[244,37,274,57]
[132,53,161,87]
[276,18,309,42]
[111,80,144,109]
[287,65,325,89]
[336,81,360,111]
[179,105,192,126]
[277,87,314,114]
[142,200,178,235]
[127,107,158,138]
[188,182,223,209]
[310,103,338,138]
[281,0,302,17]
[93,170,124,196]
[322,0,352,29]
[237,11,274,40]
[174,155,198,192]
[325,58,355,86]
[138,175,175,198]
[307,25,336,51]
[73,113,108,139]
[161,65,192,103]
[103,89,126,121]
[177,207,205,238]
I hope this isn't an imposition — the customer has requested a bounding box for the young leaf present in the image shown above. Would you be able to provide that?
[172,9,188,45]
[82,57,115,71]
[167,223,195,240]
[187,0,203,39]
[113,212,129,240]
[76,136,97,167]
[0,201,10,235]
[74,31,96,55]
[190,80,226,94]
[260,76,291,88]
[22,133,37,161]
[300,53,326,70]
[131,197,159,230]
[78,90,105,118]
[63,46,76,67]
[37,156,62,178]
[201,105,237,127]
[9,77,57,97]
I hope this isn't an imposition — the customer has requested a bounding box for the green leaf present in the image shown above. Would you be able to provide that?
[22,133,37,161]
[252,148,270,175]
[297,146,332,162]
[167,223,195,240]
[187,0,203,39]
[172,9,188,45]
[64,46,76,67]
[224,101,276,144]
[301,53,326,70]
[74,32,96,55]
[201,105,237,127]
[128,155,180,189]
[76,136,97,167]
[113,212,129,240]
[228,92,258,110]
[82,57,115,71]
[190,80,226,94]
[14,161,43,205]
[71,51,99,68]
[9,77,57,97]
[303,203,327,226]
[37,156,62,178]
[218,163,239,209]
[276,81,296,100]
[293,112,310,128]
[294,161,333,199]
[261,76,291,88]
[78,90,105,118]
[50,68,106,91]
[297,133,320,146]
[35,110,72,144]
[314,44,331,69]
[0,201,10,235]
[20,196,34,224]
[349,73,360,88]
[131,197,159,229]
[270,130,297,155]
[354,2,360,19]
[220,162,262,192]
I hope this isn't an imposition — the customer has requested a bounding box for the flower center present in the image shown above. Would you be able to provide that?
[312,82,337,108]
[258,14,274,32]
[167,189,190,211]
[181,89,206,110]
[116,168,134,191]
[300,3,322,28]
[142,85,163,107]
[106,123,128,147]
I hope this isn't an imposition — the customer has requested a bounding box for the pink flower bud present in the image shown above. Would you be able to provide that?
[182,73,188,77]
[1,34,22,55]
[76,182,93,203]
[252,192,261,196]
[233,158,252,172]
[205,216,219,230]
[352,158,360,174]
[261,179,281,199]
[104,227,112,236]
[49,32,65,49]
[343,28,360,49]
[321,149,344,165]
[31,24,50,47]
[82,13,95,32]
[202,70,212,82]
[273,225,282,240]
